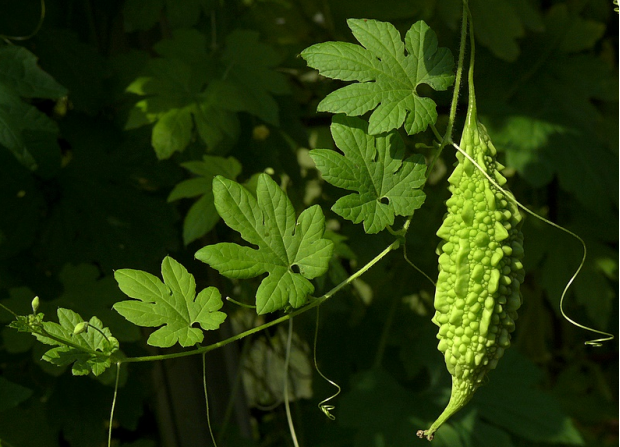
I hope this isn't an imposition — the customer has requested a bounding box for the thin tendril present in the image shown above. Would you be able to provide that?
[76,322,112,344]
[0,302,19,318]
[283,318,300,447]
[215,322,255,446]
[403,243,436,287]
[312,306,341,420]
[452,141,614,347]
[107,362,121,447]
[1,0,46,42]
[202,352,218,447]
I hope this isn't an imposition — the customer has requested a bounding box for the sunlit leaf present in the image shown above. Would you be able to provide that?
[33,308,119,376]
[310,115,426,233]
[301,19,454,135]
[195,174,334,314]
[113,256,226,348]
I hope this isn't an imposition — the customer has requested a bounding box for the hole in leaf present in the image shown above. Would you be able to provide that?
[291,264,301,274]
[416,83,433,100]
[379,197,390,205]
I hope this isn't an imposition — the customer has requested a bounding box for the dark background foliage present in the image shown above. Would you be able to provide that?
[0,1,617,446]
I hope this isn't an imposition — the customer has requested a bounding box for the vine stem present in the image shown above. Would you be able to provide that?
[107,362,121,447]
[283,318,300,447]
[202,352,218,447]
[117,240,400,364]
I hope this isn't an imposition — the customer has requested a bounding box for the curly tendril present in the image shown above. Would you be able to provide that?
[452,142,614,348]
[313,306,341,420]
[0,0,45,42]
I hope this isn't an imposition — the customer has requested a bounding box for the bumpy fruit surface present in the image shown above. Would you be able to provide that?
[417,93,524,441]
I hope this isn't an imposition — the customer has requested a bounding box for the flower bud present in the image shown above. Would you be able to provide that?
[73,322,89,335]
[31,296,40,313]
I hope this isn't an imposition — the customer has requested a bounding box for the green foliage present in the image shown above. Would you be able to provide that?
[0,1,617,447]
[196,174,334,314]
[0,45,66,168]
[113,256,226,348]
[10,308,120,376]
[50,264,142,342]
[123,0,204,31]
[221,29,289,125]
[125,28,288,158]
[480,3,617,218]
[474,352,583,444]
[168,155,242,245]
[301,19,454,135]
[125,29,229,158]
[310,115,427,233]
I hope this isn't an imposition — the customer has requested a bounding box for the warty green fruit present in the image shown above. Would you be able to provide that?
[417,93,524,442]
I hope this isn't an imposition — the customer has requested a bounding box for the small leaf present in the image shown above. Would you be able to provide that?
[301,19,454,135]
[310,115,427,233]
[195,174,334,314]
[151,107,193,159]
[113,256,227,348]
[33,308,119,377]
[49,264,142,342]
[168,155,242,245]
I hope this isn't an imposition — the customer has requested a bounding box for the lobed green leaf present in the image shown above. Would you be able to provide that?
[310,115,427,233]
[113,256,226,348]
[195,174,334,314]
[301,19,454,135]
